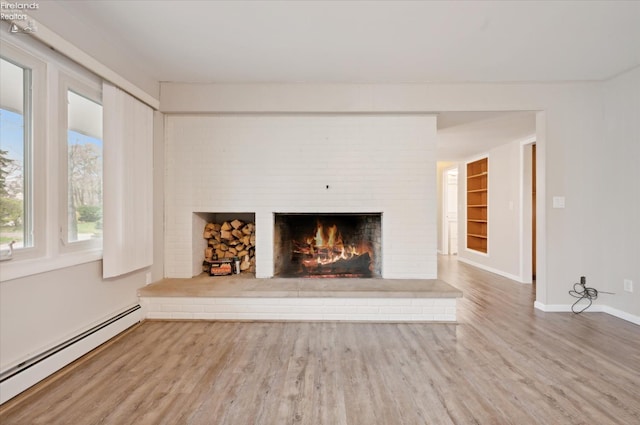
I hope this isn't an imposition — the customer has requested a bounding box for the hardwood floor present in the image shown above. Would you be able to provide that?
[2,256,639,424]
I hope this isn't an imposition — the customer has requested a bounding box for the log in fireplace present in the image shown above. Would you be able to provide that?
[274,213,382,278]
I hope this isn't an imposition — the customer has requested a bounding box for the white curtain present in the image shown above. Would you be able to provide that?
[102,83,153,278]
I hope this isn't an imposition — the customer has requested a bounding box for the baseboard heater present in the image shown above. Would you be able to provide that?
[0,305,141,403]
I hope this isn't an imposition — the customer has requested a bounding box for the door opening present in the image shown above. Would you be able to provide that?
[444,167,459,255]
[532,143,537,280]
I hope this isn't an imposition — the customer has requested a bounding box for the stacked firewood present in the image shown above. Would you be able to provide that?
[203,219,256,273]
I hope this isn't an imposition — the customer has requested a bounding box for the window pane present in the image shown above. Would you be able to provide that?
[67,90,103,243]
[0,57,31,250]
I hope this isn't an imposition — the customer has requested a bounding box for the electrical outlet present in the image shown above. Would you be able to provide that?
[623,279,633,293]
[146,272,152,285]
[552,196,565,209]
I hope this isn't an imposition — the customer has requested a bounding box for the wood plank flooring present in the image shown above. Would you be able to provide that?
[2,256,639,424]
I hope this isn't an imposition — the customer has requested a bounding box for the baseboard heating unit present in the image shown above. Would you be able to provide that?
[0,305,142,405]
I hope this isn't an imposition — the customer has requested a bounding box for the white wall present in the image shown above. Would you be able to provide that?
[161,80,640,321]
[601,67,640,317]
[0,262,142,371]
[458,141,523,280]
[164,115,438,279]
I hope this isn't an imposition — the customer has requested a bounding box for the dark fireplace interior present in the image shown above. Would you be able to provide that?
[274,213,382,278]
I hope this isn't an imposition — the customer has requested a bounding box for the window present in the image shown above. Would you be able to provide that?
[0,37,107,281]
[60,78,103,250]
[0,56,34,252]
[0,34,152,281]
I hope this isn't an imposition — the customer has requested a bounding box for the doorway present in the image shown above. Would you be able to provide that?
[520,138,536,284]
[443,167,459,255]
[532,143,537,280]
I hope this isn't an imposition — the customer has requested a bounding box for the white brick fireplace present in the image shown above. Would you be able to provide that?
[164,114,437,279]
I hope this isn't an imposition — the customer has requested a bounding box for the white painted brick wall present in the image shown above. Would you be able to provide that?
[141,297,457,322]
[165,115,437,278]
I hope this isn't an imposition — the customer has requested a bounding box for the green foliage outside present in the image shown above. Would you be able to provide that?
[0,197,22,227]
[0,149,10,197]
[77,221,101,235]
[0,227,19,244]
[77,205,102,222]
[1,149,22,242]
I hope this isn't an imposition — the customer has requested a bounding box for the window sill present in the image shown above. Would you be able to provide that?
[0,249,103,282]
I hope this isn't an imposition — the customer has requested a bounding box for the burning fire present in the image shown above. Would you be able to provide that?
[293,221,368,269]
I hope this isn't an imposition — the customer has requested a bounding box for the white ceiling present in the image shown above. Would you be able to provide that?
[38,1,639,84]
[30,1,631,160]
[436,111,536,161]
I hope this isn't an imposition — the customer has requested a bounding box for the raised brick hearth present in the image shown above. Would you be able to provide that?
[139,276,461,322]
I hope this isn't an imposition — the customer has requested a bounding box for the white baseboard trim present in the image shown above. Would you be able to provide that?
[457,257,526,283]
[533,302,640,326]
[602,305,640,325]
[533,302,601,312]
[0,305,142,405]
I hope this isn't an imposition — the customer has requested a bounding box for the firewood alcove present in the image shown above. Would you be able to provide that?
[199,212,256,275]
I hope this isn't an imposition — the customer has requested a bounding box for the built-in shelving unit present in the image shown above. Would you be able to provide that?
[466,157,488,253]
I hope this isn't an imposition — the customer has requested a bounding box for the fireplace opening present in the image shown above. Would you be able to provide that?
[274,213,382,278]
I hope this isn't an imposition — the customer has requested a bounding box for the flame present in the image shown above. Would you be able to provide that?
[294,221,369,269]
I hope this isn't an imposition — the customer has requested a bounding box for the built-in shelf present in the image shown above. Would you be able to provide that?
[467,157,488,253]
[467,172,488,179]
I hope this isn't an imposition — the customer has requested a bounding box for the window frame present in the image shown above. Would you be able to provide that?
[58,73,103,254]
[0,36,106,282]
[0,43,46,262]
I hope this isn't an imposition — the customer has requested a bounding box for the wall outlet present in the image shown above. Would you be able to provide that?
[552,196,565,208]
[623,279,633,293]
[146,272,152,285]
